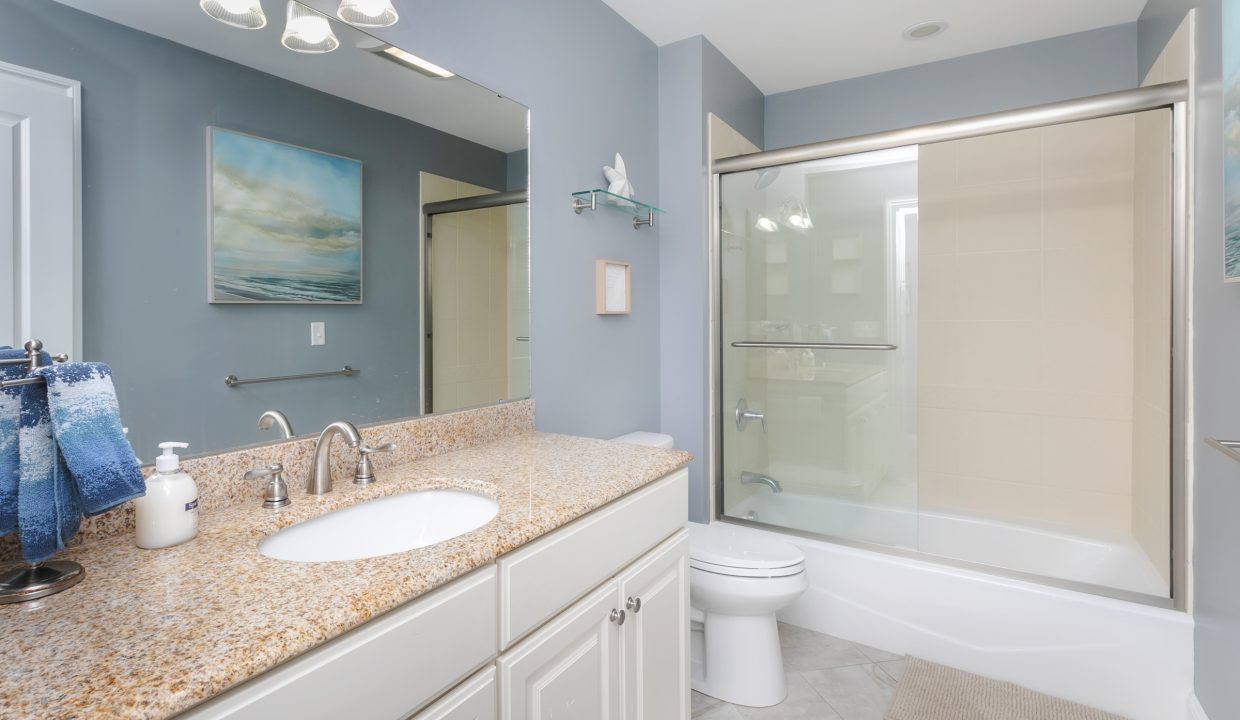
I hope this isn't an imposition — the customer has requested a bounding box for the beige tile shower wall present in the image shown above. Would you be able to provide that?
[423,174,512,413]
[1129,18,1190,584]
[918,116,1137,534]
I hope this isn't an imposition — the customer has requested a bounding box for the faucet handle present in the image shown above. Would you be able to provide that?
[245,463,290,509]
[354,443,396,484]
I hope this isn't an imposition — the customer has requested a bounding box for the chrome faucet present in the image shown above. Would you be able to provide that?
[257,410,294,439]
[307,421,362,494]
[740,471,783,493]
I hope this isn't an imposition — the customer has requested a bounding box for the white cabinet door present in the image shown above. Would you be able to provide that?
[617,530,689,720]
[499,581,622,720]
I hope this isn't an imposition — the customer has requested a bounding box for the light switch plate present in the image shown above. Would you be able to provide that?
[311,322,326,346]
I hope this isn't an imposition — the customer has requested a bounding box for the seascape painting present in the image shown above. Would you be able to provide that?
[209,128,363,302]
[1226,0,1240,280]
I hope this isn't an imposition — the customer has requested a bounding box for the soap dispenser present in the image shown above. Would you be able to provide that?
[134,442,200,549]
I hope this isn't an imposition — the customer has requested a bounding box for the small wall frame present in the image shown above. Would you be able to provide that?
[595,260,631,315]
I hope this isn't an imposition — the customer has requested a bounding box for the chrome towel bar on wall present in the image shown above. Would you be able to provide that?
[730,341,898,351]
[1206,438,1240,464]
[225,366,359,388]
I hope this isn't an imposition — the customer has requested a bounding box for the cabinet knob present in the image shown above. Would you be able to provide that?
[609,608,626,626]
[625,596,642,614]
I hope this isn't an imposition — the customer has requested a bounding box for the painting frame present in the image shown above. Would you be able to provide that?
[207,126,364,304]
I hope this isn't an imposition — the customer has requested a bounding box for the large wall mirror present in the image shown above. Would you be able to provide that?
[0,0,530,460]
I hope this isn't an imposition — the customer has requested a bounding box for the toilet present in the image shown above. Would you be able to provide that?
[610,432,809,708]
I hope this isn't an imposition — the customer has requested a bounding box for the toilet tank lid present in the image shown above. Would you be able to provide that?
[609,431,674,449]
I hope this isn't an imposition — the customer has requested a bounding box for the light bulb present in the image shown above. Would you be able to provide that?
[755,216,778,233]
[200,0,267,29]
[338,0,399,27]
[282,1,340,53]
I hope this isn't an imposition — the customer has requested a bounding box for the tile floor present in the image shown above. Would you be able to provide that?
[691,623,905,720]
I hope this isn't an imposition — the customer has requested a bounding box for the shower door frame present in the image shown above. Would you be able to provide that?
[708,81,1191,610]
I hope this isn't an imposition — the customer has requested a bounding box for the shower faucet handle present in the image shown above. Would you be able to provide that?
[735,398,766,432]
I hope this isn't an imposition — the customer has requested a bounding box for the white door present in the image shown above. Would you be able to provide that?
[617,530,690,720]
[499,581,622,720]
[0,61,80,357]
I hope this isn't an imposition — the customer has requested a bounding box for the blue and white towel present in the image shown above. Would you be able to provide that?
[32,363,144,518]
[17,352,83,563]
[0,347,26,537]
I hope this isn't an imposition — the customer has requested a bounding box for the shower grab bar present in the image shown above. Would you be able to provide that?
[1206,438,1240,465]
[731,341,897,351]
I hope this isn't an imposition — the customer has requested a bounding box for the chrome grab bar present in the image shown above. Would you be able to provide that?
[731,341,897,351]
[225,366,358,388]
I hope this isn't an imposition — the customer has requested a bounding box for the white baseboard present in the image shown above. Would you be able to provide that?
[1188,693,1210,720]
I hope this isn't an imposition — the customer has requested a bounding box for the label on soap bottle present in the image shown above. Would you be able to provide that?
[185,498,199,512]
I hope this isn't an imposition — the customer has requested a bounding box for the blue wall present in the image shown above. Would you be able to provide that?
[0,0,511,457]
[1138,1,1238,716]
[345,0,664,439]
[658,36,763,521]
[765,24,1139,149]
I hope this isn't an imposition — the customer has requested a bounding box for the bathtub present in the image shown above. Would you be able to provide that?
[721,494,1194,720]
[726,490,1170,597]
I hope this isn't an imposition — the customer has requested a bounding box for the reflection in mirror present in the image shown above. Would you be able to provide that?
[0,0,530,459]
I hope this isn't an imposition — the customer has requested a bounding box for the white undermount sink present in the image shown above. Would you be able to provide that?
[259,489,499,562]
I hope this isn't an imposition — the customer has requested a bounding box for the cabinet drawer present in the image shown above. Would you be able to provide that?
[411,666,496,720]
[498,469,687,648]
[180,567,497,720]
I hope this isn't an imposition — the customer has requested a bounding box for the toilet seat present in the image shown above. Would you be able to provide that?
[688,522,805,578]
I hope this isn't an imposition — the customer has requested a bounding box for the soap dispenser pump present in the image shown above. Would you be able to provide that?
[134,442,200,549]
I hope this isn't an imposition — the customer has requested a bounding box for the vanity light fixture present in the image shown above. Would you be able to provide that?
[337,0,399,28]
[755,216,779,233]
[281,1,340,54]
[378,46,455,78]
[199,0,267,29]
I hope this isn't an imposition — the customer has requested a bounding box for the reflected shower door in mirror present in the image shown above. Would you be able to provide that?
[719,147,921,549]
[0,0,530,459]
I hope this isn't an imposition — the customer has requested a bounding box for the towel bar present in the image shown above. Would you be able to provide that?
[1206,437,1240,464]
[0,339,83,604]
[225,366,359,388]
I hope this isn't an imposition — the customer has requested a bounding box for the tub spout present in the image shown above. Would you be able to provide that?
[740,471,783,493]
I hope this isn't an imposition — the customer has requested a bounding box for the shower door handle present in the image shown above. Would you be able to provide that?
[735,399,766,432]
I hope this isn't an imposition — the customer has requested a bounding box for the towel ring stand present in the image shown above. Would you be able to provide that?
[0,339,84,604]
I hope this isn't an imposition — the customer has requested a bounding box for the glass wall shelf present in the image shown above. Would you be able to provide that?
[572,189,663,229]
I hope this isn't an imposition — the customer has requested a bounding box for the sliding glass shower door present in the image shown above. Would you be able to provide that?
[719,147,920,549]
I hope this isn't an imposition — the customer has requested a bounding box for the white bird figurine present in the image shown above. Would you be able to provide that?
[603,153,635,199]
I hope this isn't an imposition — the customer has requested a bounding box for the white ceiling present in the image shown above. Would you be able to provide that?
[51,0,529,153]
[602,0,1147,95]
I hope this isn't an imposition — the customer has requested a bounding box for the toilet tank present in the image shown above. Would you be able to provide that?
[610,431,674,449]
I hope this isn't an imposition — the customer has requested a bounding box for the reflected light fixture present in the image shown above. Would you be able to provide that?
[755,216,779,233]
[378,46,455,78]
[199,0,267,29]
[778,196,813,230]
[337,0,399,28]
[281,1,340,54]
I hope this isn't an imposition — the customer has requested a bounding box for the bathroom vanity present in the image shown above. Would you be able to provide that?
[0,427,692,720]
[183,468,690,720]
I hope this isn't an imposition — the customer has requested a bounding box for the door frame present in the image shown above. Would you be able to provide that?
[0,60,82,359]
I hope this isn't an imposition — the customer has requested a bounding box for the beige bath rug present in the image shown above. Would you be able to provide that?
[885,657,1129,720]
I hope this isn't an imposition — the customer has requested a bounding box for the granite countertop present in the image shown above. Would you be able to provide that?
[0,432,691,720]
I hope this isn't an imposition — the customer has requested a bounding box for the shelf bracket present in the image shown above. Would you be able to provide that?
[572,191,597,214]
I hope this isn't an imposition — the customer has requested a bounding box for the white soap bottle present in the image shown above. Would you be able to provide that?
[134,442,200,549]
